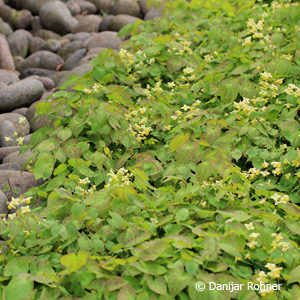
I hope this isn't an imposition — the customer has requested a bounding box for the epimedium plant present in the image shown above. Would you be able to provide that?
[0,0,299,299]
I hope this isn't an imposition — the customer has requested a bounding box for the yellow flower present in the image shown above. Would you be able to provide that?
[262,161,269,168]
[247,240,257,249]
[285,173,291,180]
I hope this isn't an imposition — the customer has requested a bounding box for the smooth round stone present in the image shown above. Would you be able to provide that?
[7,29,31,58]
[76,0,97,14]
[0,162,22,171]
[7,0,53,15]
[138,0,151,15]
[0,146,21,161]
[0,170,38,199]
[43,39,61,53]
[20,68,56,78]
[25,76,55,91]
[12,107,28,116]
[0,34,15,70]
[0,19,12,36]
[62,48,87,70]
[0,79,44,113]
[72,15,102,33]
[0,113,30,136]
[40,1,78,35]
[109,0,141,17]
[23,134,32,145]
[0,70,19,85]
[34,29,61,41]
[57,40,83,60]
[109,14,141,31]
[99,15,114,31]
[83,31,122,49]
[0,82,6,89]
[28,36,46,54]
[78,47,107,65]
[3,149,33,169]
[65,32,91,42]
[0,190,7,214]
[88,0,113,12]
[18,50,64,72]
[30,16,42,32]
[144,7,161,20]
[66,0,81,15]
[0,120,16,147]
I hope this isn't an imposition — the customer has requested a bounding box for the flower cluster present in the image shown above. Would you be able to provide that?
[4,131,24,146]
[126,107,153,143]
[104,168,134,190]
[6,195,32,220]
[270,233,289,252]
[270,193,290,205]
[74,177,96,196]
[285,84,300,98]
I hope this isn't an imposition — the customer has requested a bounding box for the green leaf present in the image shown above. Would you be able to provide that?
[4,257,29,277]
[5,274,34,300]
[165,267,191,296]
[37,138,59,152]
[72,203,86,218]
[170,132,190,152]
[60,251,90,274]
[288,265,300,284]
[56,128,72,142]
[175,209,189,222]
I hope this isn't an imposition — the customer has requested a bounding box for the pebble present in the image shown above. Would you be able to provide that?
[0,34,15,70]
[20,68,56,78]
[0,146,21,161]
[0,120,16,147]
[11,108,28,116]
[0,190,7,214]
[110,0,141,17]
[40,1,78,35]
[83,31,122,49]
[76,0,97,14]
[66,0,81,15]
[0,170,38,199]
[0,162,22,171]
[3,149,33,169]
[0,70,19,85]
[109,14,141,31]
[0,19,13,36]
[63,48,87,70]
[72,15,102,33]
[7,29,31,58]
[18,50,64,72]
[0,79,44,112]
[0,113,30,136]
[58,40,83,60]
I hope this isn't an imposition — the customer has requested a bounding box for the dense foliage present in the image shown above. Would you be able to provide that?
[0,0,299,299]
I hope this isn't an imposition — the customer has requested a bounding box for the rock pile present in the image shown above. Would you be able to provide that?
[0,0,161,214]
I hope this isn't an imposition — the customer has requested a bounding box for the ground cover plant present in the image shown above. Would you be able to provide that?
[0,0,299,299]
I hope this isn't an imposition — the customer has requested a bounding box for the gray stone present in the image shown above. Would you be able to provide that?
[0,120,16,147]
[18,51,64,72]
[0,4,32,29]
[0,70,19,85]
[99,15,114,31]
[0,34,14,70]
[144,7,161,20]
[12,107,28,116]
[78,47,106,65]
[34,29,61,41]
[138,0,151,15]
[87,0,112,13]
[0,79,44,113]
[40,1,78,35]
[110,0,141,17]
[0,19,12,36]
[7,30,31,58]
[63,48,87,70]
[58,40,83,60]
[50,71,70,87]
[0,113,30,136]
[25,76,55,91]
[3,149,33,169]
[13,56,24,71]
[20,68,56,78]
[28,36,46,54]
[0,146,21,161]
[72,15,102,33]
[23,134,31,144]
[0,170,38,199]
[7,0,54,15]
[30,16,42,32]
[0,162,22,171]
[0,190,7,214]
[0,82,6,89]
[66,0,81,15]
[83,31,122,49]
[109,14,141,31]
[76,0,97,14]
[65,32,91,42]
[43,39,61,53]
